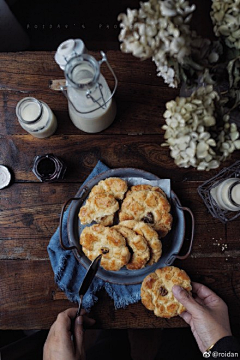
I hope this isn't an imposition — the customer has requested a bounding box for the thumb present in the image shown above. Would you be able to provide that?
[74,316,85,359]
[172,285,201,315]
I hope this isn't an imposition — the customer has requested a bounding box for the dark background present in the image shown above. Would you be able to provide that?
[5,0,214,51]
[6,0,140,51]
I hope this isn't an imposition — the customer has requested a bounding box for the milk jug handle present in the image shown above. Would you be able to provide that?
[98,51,118,98]
[60,84,110,115]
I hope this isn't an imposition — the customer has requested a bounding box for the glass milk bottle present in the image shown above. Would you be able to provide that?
[16,97,57,138]
[210,178,240,211]
[62,52,117,133]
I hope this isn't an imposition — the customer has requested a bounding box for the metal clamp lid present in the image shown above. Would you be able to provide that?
[60,52,118,114]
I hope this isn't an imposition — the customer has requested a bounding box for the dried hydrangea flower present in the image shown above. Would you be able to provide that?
[118,0,222,88]
[162,86,240,170]
[211,0,240,49]
[118,0,195,87]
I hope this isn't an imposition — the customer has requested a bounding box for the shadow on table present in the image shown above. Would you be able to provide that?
[0,327,201,360]
[0,330,47,360]
[1,326,240,360]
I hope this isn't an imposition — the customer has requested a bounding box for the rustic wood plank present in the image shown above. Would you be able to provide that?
[0,48,240,331]
[0,183,80,260]
[92,256,240,329]
[1,257,240,330]
[1,135,239,183]
[227,223,240,246]
[0,51,165,88]
[0,51,178,136]
[0,85,177,136]
[0,260,72,329]
[0,183,239,263]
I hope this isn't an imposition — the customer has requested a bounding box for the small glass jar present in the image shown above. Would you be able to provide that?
[16,97,57,138]
[32,154,66,182]
[210,178,240,211]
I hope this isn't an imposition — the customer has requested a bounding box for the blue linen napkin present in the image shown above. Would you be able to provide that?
[47,160,141,310]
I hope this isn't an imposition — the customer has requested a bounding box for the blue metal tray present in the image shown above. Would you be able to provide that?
[60,168,194,284]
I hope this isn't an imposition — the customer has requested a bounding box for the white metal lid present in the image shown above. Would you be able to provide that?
[0,165,11,189]
[54,39,87,70]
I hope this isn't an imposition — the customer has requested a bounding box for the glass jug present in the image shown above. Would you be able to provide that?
[61,52,117,133]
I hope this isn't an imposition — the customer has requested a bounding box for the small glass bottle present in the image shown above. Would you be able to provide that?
[210,178,240,211]
[32,154,66,182]
[16,97,57,138]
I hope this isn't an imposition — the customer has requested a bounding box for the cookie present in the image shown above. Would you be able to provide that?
[130,184,167,198]
[119,220,162,265]
[79,193,119,225]
[89,177,128,200]
[80,224,130,271]
[119,188,172,237]
[141,266,192,318]
[79,177,127,226]
[113,225,150,270]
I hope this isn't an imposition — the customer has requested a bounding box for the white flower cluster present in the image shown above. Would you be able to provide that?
[162,86,240,170]
[211,0,240,49]
[118,0,196,87]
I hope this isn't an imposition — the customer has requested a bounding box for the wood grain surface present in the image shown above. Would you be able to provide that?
[0,51,240,330]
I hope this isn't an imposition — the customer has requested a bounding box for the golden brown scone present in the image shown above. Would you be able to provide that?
[119,188,172,237]
[89,177,128,200]
[119,220,162,265]
[141,266,192,318]
[80,224,130,271]
[113,225,150,270]
[130,184,167,198]
[96,215,114,227]
[79,193,119,225]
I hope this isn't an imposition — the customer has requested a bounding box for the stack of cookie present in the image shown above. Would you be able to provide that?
[79,177,172,272]
[119,184,172,238]
[79,177,128,227]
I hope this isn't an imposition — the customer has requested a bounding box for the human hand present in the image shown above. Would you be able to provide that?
[43,308,95,360]
[172,282,232,353]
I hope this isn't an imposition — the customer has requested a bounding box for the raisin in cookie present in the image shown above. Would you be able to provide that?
[89,177,128,200]
[79,193,118,226]
[119,220,162,265]
[141,266,192,318]
[113,225,150,270]
[119,187,172,237]
[80,224,130,271]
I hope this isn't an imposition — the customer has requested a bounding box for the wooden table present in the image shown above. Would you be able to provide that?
[0,51,240,330]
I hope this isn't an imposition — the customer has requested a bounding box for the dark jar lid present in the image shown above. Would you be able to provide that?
[32,154,66,182]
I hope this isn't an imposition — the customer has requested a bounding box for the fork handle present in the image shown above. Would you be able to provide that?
[71,295,83,337]
[75,295,83,319]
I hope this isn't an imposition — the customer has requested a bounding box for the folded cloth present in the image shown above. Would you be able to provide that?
[47,160,141,310]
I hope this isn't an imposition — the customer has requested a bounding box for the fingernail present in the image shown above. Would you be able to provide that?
[76,316,83,325]
[172,285,183,295]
